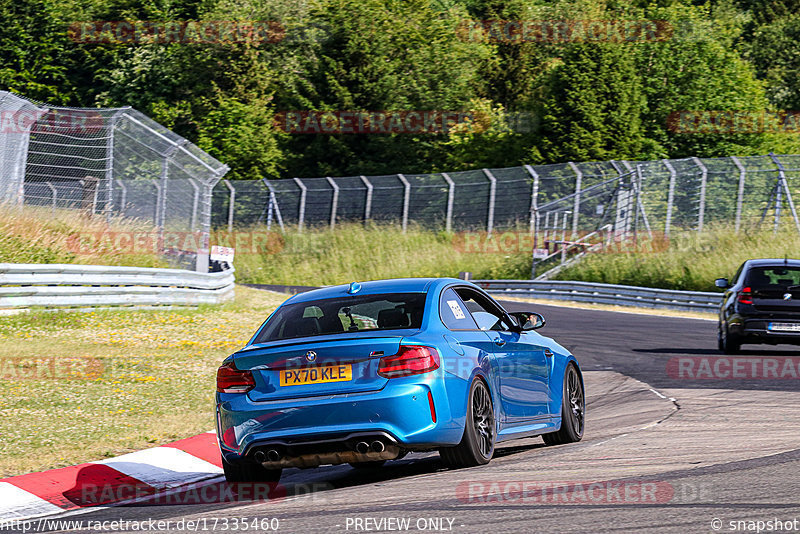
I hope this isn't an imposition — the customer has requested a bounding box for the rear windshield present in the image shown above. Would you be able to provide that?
[745,267,800,289]
[253,293,426,343]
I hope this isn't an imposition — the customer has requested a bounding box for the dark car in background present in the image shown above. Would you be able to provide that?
[716,259,800,353]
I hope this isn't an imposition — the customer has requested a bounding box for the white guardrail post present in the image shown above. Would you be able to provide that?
[473,279,722,312]
[0,264,235,311]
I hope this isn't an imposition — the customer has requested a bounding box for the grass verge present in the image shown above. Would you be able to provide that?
[0,286,287,477]
[233,223,531,285]
[554,226,800,292]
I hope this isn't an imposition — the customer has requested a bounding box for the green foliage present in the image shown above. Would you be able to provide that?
[538,42,646,163]
[1,0,799,178]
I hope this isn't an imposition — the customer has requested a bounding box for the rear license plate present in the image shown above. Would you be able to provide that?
[279,365,352,386]
[768,322,800,332]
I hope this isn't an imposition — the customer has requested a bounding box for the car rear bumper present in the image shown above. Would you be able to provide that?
[735,319,800,344]
[216,378,466,464]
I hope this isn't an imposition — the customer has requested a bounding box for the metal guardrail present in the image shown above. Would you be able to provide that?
[474,279,722,312]
[0,264,235,310]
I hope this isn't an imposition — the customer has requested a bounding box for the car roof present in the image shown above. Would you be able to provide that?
[282,277,471,304]
[744,258,800,267]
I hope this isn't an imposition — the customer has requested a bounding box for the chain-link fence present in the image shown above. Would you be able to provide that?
[0,91,229,271]
[211,154,800,238]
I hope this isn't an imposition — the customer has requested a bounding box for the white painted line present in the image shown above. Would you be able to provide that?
[92,447,222,489]
[0,482,64,519]
[649,387,678,403]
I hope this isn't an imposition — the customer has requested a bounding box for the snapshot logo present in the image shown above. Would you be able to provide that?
[457,19,673,44]
[66,231,284,256]
[0,357,103,381]
[667,357,800,380]
[68,20,285,44]
[456,480,676,504]
[274,110,537,135]
[668,110,800,135]
[0,109,105,135]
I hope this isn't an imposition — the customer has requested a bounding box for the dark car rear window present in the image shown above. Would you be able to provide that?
[253,293,426,343]
[745,266,800,289]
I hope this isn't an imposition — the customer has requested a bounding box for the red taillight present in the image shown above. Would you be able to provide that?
[738,286,753,305]
[216,361,255,393]
[427,390,437,423]
[378,346,440,378]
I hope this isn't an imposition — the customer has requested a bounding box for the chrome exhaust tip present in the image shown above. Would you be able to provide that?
[253,450,267,463]
[355,441,370,454]
[370,440,385,453]
[266,449,281,462]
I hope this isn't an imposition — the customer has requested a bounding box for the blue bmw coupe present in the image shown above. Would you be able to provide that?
[216,278,584,481]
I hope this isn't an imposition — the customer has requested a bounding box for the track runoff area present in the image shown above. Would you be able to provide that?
[17,298,800,534]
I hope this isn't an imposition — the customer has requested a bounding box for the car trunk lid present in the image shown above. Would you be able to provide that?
[233,333,409,401]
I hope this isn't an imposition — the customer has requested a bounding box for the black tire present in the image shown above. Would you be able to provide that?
[718,324,741,354]
[543,364,584,446]
[439,378,495,468]
[222,455,282,483]
[348,460,387,469]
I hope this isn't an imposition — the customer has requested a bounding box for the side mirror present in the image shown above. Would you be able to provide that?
[511,311,545,331]
[714,278,730,289]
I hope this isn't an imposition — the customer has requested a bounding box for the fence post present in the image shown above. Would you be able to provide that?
[359,175,373,223]
[730,156,746,232]
[635,164,653,238]
[442,173,455,233]
[770,153,800,234]
[523,165,539,235]
[567,161,582,238]
[156,155,169,228]
[326,177,339,230]
[152,180,161,226]
[482,169,497,236]
[662,159,677,236]
[263,178,285,232]
[117,180,127,216]
[187,179,199,231]
[293,178,307,232]
[397,174,410,232]
[46,182,57,215]
[691,157,707,232]
[103,111,121,222]
[223,179,235,232]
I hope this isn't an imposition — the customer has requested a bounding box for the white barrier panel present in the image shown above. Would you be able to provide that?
[0,263,234,310]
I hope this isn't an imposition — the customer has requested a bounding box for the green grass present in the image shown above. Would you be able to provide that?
[554,226,800,292]
[233,223,532,285]
[0,286,287,477]
[0,205,165,267]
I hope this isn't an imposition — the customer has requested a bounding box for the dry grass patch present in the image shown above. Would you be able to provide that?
[0,286,287,476]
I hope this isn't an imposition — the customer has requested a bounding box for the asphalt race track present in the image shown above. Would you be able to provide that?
[37,300,800,533]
